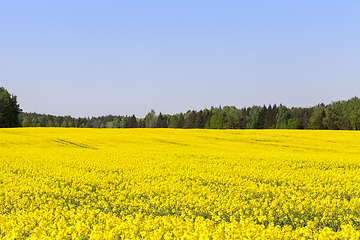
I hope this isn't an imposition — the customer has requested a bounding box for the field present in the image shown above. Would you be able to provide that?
[0,128,360,239]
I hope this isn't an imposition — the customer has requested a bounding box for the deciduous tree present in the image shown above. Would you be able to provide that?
[0,87,22,127]
[276,106,290,129]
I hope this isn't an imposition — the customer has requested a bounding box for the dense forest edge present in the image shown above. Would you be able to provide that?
[1,87,359,130]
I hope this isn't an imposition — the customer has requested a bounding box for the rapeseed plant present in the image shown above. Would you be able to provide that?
[0,128,359,239]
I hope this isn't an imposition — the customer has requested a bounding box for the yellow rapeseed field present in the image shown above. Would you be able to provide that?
[0,128,360,239]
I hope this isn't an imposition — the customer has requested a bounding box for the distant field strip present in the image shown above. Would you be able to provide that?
[0,128,359,239]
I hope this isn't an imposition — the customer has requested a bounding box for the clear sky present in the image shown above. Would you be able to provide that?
[1,1,359,118]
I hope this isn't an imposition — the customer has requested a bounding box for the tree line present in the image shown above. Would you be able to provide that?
[20,113,144,128]
[19,97,360,130]
[1,87,359,130]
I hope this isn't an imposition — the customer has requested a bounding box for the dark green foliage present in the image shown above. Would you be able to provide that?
[168,114,179,128]
[184,110,196,129]
[156,112,168,128]
[176,113,185,128]
[22,117,31,127]
[238,107,249,129]
[348,97,360,130]
[112,118,121,128]
[120,117,127,128]
[263,104,278,129]
[246,105,262,129]
[323,101,350,130]
[127,115,138,128]
[309,104,326,129]
[203,109,213,125]
[224,106,242,129]
[0,87,22,127]
[68,119,74,127]
[46,120,54,127]
[289,107,311,129]
[138,119,146,128]
[195,110,205,128]
[13,86,360,131]
[256,105,267,129]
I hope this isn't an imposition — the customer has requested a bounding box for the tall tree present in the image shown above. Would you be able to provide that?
[347,97,360,130]
[176,113,185,128]
[225,106,242,129]
[333,100,350,130]
[262,104,273,129]
[0,87,22,127]
[246,105,262,129]
[195,110,205,128]
[156,112,168,128]
[290,107,310,129]
[203,109,212,126]
[239,107,249,129]
[276,106,290,129]
[309,104,326,129]
[138,119,146,128]
[323,104,337,130]
[262,104,278,129]
[145,109,157,128]
[184,110,196,129]
[257,105,267,129]
[120,117,127,128]
[127,114,138,128]
[168,114,179,128]
[322,101,350,130]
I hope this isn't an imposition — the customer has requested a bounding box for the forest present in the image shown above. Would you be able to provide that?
[19,97,360,130]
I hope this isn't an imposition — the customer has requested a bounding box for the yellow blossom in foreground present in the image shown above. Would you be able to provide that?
[0,128,360,239]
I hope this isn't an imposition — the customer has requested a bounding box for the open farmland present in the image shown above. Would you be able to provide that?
[0,128,360,239]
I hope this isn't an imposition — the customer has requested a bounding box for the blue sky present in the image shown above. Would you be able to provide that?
[1,1,359,118]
